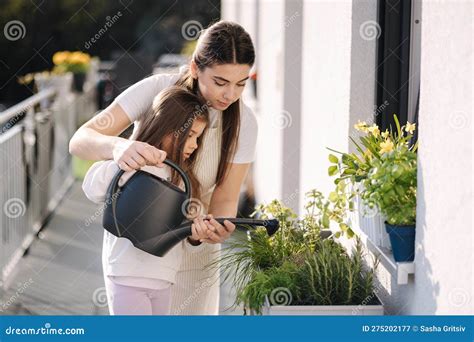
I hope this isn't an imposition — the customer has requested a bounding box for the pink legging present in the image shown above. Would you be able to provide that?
[104,276,172,315]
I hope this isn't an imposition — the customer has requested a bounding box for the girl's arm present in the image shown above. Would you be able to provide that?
[82,160,120,203]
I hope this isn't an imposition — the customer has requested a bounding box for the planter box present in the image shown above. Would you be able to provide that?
[262,304,384,316]
[250,296,384,316]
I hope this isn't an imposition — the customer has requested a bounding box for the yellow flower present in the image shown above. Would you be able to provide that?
[381,130,390,139]
[52,51,70,65]
[405,122,416,134]
[354,121,368,132]
[367,124,380,137]
[379,139,394,154]
[69,51,90,65]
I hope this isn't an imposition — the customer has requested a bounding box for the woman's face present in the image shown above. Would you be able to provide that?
[193,63,251,110]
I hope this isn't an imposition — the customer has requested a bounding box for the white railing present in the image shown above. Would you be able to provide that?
[0,84,97,291]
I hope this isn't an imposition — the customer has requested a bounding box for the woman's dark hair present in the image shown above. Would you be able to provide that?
[134,86,209,199]
[175,20,255,186]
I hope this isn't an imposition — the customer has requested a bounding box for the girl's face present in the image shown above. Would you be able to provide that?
[192,63,251,111]
[162,119,207,160]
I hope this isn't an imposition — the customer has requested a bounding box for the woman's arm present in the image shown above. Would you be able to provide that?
[208,163,251,217]
[69,103,130,160]
[194,163,251,244]
[69,103,166,171]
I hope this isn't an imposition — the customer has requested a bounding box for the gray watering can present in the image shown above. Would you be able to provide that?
[102,159,279,256]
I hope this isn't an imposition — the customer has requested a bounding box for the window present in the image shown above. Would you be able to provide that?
[375,0,420,132]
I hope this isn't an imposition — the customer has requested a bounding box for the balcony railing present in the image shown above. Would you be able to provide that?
[0,83,97,291]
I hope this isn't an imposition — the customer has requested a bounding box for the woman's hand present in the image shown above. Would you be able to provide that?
[189,214,236,245]
[113,139,167,171]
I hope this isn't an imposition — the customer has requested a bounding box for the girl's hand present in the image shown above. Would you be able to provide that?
[201,214,235,244]
[189,215,212,244]
[189,214,235,244]
[113,139,166,171]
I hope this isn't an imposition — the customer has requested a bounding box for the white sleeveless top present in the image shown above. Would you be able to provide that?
[168,107,223,315]
[194,107,222,209]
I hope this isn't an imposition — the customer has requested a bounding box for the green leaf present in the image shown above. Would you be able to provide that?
[328,191,339,202]
[322,214,330,228]
[328,154,339,164]
[393,114,402,137]
[339,223,349,232]
[328,165,338,176]
[346,228,355,238]
[349,137,366,156]
[342,168,356,175]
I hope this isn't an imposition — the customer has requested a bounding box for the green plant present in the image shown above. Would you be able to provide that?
[294,238,378,306]
[236,260,299,314]
[216,197,316,299]
[224,237,378,314]
[328,115,417,225]
[216,194,378,314]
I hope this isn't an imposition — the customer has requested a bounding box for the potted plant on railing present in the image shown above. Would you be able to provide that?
[18,69,73,110]
[52,51,91,92]
[18,69,73,96]
[328,115,418,262]
[216,192,383,315]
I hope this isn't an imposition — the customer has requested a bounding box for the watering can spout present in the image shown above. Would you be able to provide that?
[176,218,279,236]
[147,218,279,257]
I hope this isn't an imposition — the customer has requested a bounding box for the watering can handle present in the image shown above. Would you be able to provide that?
[105,159,191,237]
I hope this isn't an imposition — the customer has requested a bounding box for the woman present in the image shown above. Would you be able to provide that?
[69,20,257,315]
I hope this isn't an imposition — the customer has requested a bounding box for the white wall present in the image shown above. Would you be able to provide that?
[299,0,354,209]
[221,0,238,22]
[252,0,286,204]
[223,0,473,315]
[407,0,473,314]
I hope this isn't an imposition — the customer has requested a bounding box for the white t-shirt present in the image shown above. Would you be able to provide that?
[113,72,259,164]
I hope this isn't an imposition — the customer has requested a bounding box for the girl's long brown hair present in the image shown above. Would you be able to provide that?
[175,20,255,186]
[134,86,209,200]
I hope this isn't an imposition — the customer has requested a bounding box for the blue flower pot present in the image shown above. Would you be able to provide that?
[385,223,416,262]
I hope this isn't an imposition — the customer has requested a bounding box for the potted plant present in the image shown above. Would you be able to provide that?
[18,65,74,99]
[52,51,91,92]
[217,193,383,315]
[18,70,73,110]
[328,115,417,262]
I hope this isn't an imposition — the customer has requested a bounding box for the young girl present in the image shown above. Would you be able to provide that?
[82,86,209,315]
